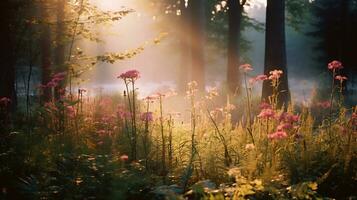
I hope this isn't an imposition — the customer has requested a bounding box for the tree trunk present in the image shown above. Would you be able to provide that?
[190,0,205,91]
[0,1,17,113]
[262,0,290,107]
[227,0,243,96]
[177,1,191,94]
[54,0,66,99]
[40,1,52,102]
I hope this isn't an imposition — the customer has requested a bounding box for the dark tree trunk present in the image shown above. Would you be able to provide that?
[54,0,66,99]
[227,0,243,96]
[0,1,17,113]
[177,1,191,94]
[190,0,205,91]
[262,0,290,107]
[40,1,52,102]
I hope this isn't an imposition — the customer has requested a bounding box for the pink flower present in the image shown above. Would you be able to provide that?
[335,75,348,82]
[53,72,67,79]
[249,75,268,85]
[120,154,129,162]
[239,64,253,72]
[268,70,283,80]
[46,81,58,88]
[268,130,288,140]
[278,112,299,123]
[140,112,153,122]
[328,60,343,70]
[0,97,11,107]
[277,123,293,131]
[352,113,357,120]
[352,113,357,126]
[116,105,127,120]
[258,108,275,119]
[144,94,159,102]
[117,70,140,80]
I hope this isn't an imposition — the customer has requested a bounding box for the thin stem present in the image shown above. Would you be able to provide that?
[244,72,255,144]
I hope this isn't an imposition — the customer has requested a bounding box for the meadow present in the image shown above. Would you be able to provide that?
[1,62,356,200]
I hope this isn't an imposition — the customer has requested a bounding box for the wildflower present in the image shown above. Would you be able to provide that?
[117,69,140,80]
[352,113,357,126]
[186,81,198,97]
[120,154,129,162]
[278,112,299,123]
[0,97,11,107]
[206,87,219,100]
[250,74,268,85]
[258,108,275,119]
[352,113,357,120]
[328,60,343,70]
[268,70,283,80]
[53,72,67,79]
[335,75,348,83]
[140,112,153,122]
[117,105,127,120]
[277,123,293,131]
[225,103,236,112]
[48,81,59,88]
[245,143,255,150]
[268,130,288,140]
[239,64,253,72]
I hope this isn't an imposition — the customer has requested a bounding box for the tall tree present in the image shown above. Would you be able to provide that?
[310,0,357,102]
[0,1,17,112]
[178,1,191,93]
[40,1,52,102]
[262,0,290,107]
[227,0,247,95]
[190,0,206,91]
[54,0,66,99]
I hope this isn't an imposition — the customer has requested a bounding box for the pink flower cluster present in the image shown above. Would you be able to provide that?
[239,64,253,72]
[140,112,153,122]
[276,112,299,133]
[268,130,288,140]
[328,60,343,70]
[116,105,131,120]
[268,70,283,80]
[0,97,11,107]
[258,108,275,119]
[120,154,129,161]
[249,75,268,85]
[277,112,299,123]
[117,70,140,80]
[41,72,67,88]
[335,75,348,82]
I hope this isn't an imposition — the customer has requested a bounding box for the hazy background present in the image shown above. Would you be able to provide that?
[80,0,318,102]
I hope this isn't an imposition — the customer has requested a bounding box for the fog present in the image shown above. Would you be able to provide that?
[78,0,318,103]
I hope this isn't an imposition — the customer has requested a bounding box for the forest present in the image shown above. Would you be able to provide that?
[0,0,356,199]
